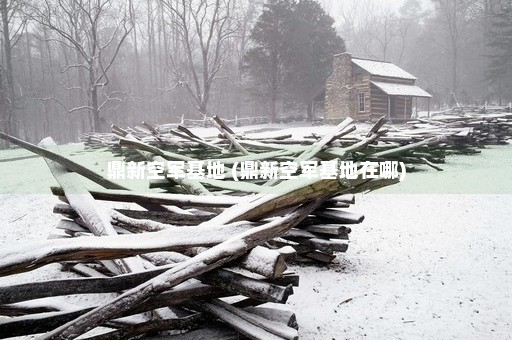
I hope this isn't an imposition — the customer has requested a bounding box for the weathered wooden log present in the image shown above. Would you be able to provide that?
[235,246,288,279]
[39,138,145,274]
[109,210,209,232]
[267,274,300,288]
[40,201,320,339]
[119,137,194,161]
[303,224,351,238]
[0,133,124,190]
[301,251,336,263]
[210,149,295,166]
[320,201,351,209]
[284,228,317,239]
[155,322,239,340]
[0,263,172,304]
[0,284,218,337]
[314,209,365,224]
[171,127,225,152]
[201,269,293,303]
[197,178,265,193]
[50,186,239,208]
[198,299,298,340]
[68,263,110,278]
[0,221,254,276]
[54,204,211,226]
[321,121,387,159]
[56,219,130,237]
[243,306,298,330]
[212,115,250,155]
[161,245,289,280]
[82,313,203,340]
[207,178,348,225]
[308,238,348,253]
[366,116,388,136]
[0,309,95,337]
[0,133,168,212]
[294,118,354,164]
[372,135,447,157]
[112,125,211,196]
[327,194,355,204]
[0,304,60,316]
[176,124,206,141]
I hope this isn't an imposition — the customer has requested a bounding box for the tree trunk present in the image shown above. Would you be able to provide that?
[452,39,458,104]
[43,26,58,140]
[129,0,142,97]
[306,101,313,121]
[1,0,15,136]
[270,89,277,123]
[88,65,101,132]
[74,45,88,133]
[270,49,279,123]
[25,31,34,92]
[92,88,100,132]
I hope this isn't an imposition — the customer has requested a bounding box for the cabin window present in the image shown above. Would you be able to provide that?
[358,93,365,112]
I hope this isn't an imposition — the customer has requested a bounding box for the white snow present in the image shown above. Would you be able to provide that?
[0,136,511,339]
[371,81,432,98]
[288,193,512,339]
[352,58,417,80]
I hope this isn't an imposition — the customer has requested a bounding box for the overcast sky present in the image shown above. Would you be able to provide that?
[330,0,408,11]
[320,0,433,17]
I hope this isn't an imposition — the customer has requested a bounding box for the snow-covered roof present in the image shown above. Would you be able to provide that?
[371,81,432,98]
[352,58,417,80]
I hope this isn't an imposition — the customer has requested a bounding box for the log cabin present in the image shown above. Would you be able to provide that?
[312,52,431,122]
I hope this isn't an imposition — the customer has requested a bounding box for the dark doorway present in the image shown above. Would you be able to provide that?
[389,96,397,117]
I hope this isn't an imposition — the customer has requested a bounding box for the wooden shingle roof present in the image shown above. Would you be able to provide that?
[352,58,417,80]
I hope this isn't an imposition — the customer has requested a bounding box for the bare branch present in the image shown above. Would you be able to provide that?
[29,96,93,114]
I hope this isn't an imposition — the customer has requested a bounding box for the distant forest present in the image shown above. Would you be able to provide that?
[0,0,511,143]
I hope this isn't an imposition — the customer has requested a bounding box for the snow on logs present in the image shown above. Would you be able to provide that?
[0,116,434,339]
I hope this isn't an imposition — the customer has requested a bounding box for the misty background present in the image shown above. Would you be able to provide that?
[1,0,511,144]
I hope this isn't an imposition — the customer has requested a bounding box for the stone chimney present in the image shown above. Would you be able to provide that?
[325,52,354,121]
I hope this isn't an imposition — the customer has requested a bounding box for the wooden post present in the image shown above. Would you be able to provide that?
[403,97,407,120]
[387,95,391,119]
[415,97,418,118]
[428,97,431,122]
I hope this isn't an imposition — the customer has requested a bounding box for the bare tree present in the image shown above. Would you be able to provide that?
[338,0,362,52]
[396,0,423,64]
[162,0,239,119]
[370,9,398,61]
[1,0,27,137]
[432,0,475,102]
[30,0,132,132]
[349,0,399,61]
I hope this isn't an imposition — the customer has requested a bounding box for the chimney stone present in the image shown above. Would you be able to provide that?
[325,52,354,121]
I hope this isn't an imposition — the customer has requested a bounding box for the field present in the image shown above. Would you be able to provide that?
[0,131,511,339]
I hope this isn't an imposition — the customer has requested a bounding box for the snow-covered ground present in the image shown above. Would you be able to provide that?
[288,193,512,339]
[0,134,511,339]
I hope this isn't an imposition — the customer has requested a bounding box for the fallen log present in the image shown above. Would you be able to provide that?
[0,284,216,337]
[50,186,240,208]
[0,221,255,276]
[212,115,250,156]
[198,299,298,340]
[40,201,321,339]
[0,133,125,190]
[39,138,144,274]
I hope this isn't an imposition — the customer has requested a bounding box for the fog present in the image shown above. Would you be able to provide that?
[0,0,510,144]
